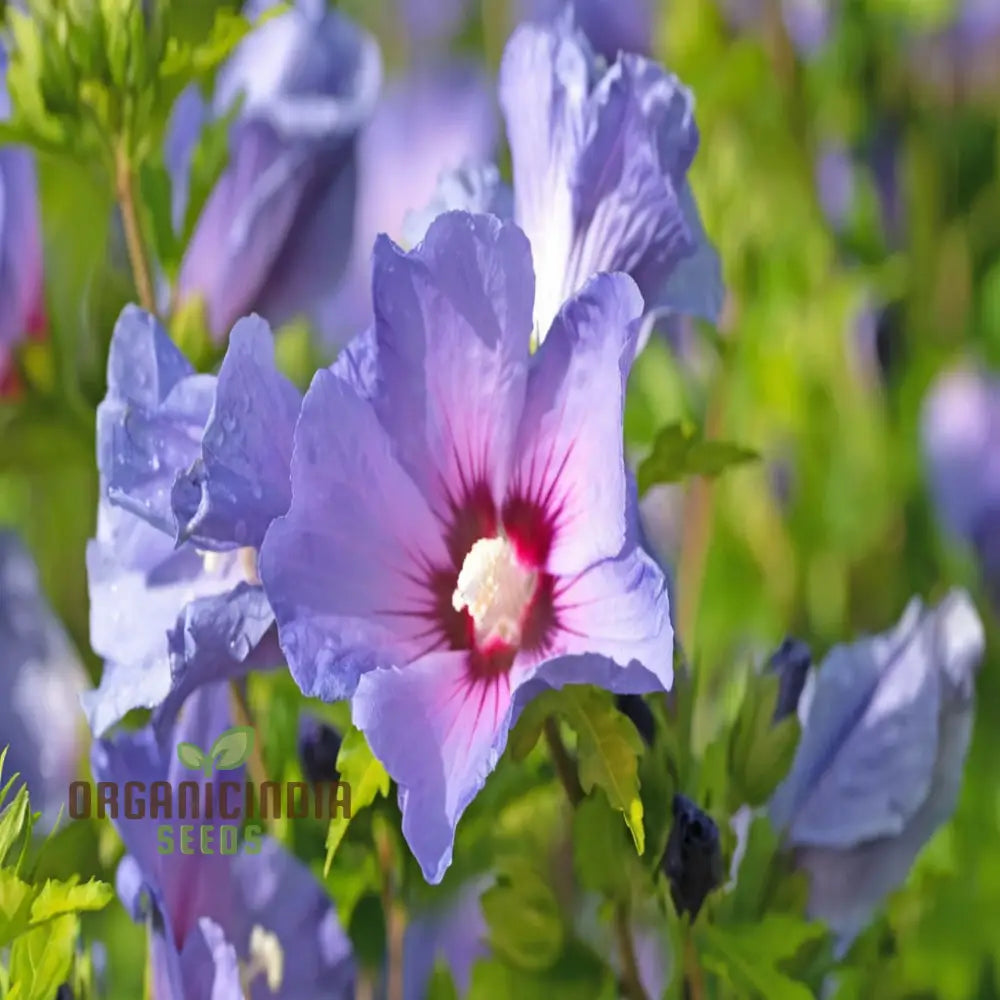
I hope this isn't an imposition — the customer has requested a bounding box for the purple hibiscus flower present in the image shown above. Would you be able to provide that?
[0,532,86,825]
[92,683,354,999]
[169,1,381,340]
[921,367,1000,602]
[0,44,45,387]
[391,0,654,62]
[314,63,499,347]
[407,14,723,344]
[498,13,722,342]
[516,0,654,60]
[770,590,984,954]
[83,306,299,736]
[260,211,673,883]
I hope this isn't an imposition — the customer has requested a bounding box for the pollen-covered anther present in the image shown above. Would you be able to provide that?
[452,536,538,648]
[199,547,261,586]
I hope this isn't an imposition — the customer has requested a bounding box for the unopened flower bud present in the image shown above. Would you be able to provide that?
[298,714,342,785]
[663,794,723,921]
[766,637,811,723]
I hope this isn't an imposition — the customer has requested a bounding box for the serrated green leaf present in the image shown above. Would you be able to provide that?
[0,871,36,948]
[324,727,390,875]
[572,793,631,899]
[209,726,255,771]
[0,787,30,870]
[699,916,827,1000]
[160,9,253,80]
[481,866,564,972]
[7,913,78,1000]
[637,421,759,495]
[549,687,646,854]
[29,878,113,924]
[175,742,207,772]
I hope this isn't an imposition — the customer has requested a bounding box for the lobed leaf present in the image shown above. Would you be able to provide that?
[551,687,646,854]
[324,727,390,875]
[637,420,759,495]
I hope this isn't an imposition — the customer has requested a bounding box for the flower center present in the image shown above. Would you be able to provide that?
[452,536,537,648]
[199,547,260,586]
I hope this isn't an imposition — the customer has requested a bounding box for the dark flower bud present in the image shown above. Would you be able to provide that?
[874,302,905,386]
[663,794,723,921]
[298,714,342,785]
[615,693,655,746]
[766,637,812,724]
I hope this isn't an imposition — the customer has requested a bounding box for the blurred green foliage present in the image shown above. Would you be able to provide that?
[2,0,1000,996]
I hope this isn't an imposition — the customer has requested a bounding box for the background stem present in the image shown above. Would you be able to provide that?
[682,926,707,1000]
[114,142,156,315]
[375,821,405,1000]
[543,718,583,805]
[615,901,651,1000]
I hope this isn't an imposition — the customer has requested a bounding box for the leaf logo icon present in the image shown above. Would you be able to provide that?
[176,742,209,774]
[176,727,255,777]
[210,727,255,771]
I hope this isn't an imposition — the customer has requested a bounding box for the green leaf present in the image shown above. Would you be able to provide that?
[324,727,390,875]
[507,690,560,762]
[481,863,564,972]
[426,960,460,1000]
[160,9,254,82]
[29,878,113,924]
[572,793,631,899]
[0,786,30,870]
[549,687,646,854]
[175,742,208,772]
[636,420,759,495]
[139,159,179,277]
[721,815,780,922]
[728,672,801,808]
[699,916,827,1000]
[467,940,615,1000]
[0,871,36,948]
[7,913,78,1000]
[169,294,225,373]
[348,892,386,970]
[637,739,675,878]
[209,726,255,771]
[0,403,93,474]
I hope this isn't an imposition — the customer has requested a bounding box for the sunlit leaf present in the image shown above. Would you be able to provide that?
[324,727,390,875]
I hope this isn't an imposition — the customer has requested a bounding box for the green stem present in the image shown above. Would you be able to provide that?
[114,140,156,315]
[675,384,725,650]
[374,820,405,1000]
[614,901,651,1000]
[682,925,706,1000]
[545,720,648,1000]
[543,717,583,805]
[227,682,275,833]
